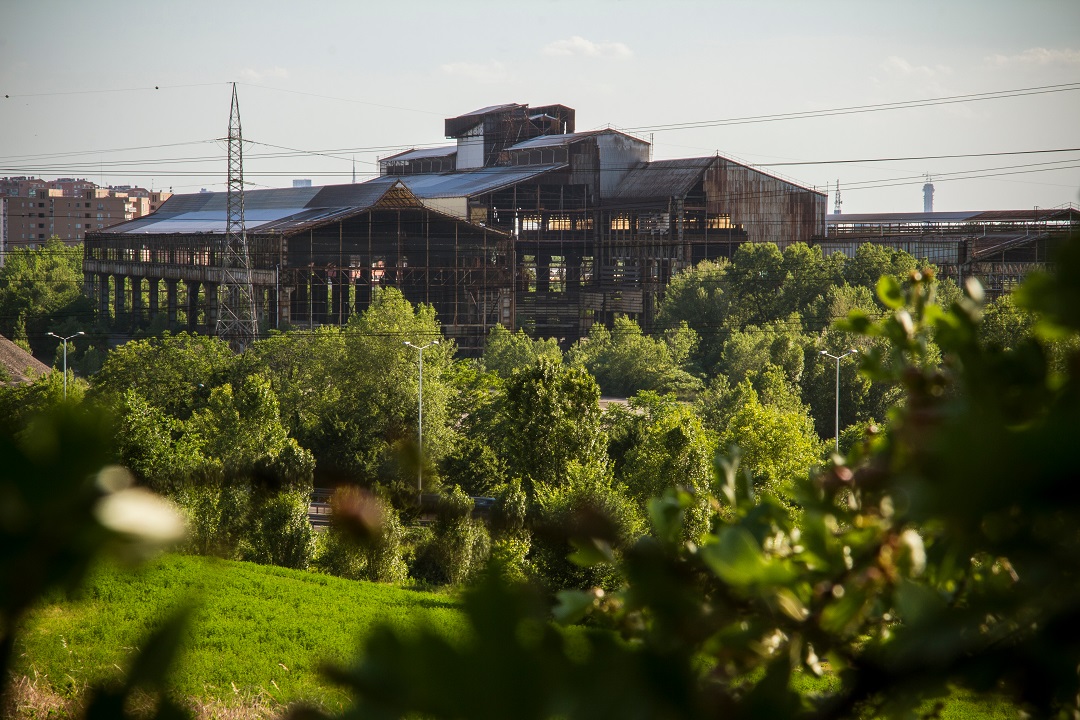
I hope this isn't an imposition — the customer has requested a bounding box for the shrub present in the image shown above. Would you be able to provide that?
[529,460,644,592]
[313,486,408,584]
[245,490,315,570]
[170,484,252,559]
[417,487,491,587]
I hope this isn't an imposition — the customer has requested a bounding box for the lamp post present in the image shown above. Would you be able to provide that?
[820,348,857,453]
[48,331,84,399]
[404,339,439,497]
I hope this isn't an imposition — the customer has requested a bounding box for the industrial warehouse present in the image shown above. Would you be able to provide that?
[83,102,826,350]
[82,101,1078,350]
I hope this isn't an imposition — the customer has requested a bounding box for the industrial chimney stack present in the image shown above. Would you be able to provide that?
[923,175,935,213]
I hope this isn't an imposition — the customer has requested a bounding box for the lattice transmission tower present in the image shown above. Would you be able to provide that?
[217,82,258,350]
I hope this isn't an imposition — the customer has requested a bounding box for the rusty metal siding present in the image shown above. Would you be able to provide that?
[597,133,651,197]
[703,159,825,246]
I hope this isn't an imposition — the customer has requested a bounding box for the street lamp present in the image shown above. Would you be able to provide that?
[48,331,85,399]
[820,348,857,453]
[404,339,439,497]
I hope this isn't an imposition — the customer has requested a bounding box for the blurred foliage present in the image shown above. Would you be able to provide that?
[0,406,187,717]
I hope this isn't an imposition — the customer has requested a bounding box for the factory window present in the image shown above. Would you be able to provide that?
[610,214,631,231]
[574,216,593,231]
[548,214,571,231]
[706,214,732,229]
[521,254,537,292]
[580,256,594,285]
[549,255,566,293]
[521,214,540,232]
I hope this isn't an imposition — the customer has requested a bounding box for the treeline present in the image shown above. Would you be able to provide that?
[2,240,1065,595]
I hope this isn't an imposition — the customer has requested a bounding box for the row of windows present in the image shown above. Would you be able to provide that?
[11,200,105,209]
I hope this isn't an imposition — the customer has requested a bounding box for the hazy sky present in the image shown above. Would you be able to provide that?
[2,0,1078,213]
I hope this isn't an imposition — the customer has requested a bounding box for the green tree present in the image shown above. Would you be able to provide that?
[482,324,562,378]
[250,326,346,461]
[717,379,821,499]
[655,258,731,373]
[529,459,644,592]
[91,332,236,419]
[608,392,716,542]
[718,315,807,387]
[841,242,919,294]
[0,369,87,439]
[980,292,1035,350]
[185,373,314,490]
[335,288,454,498]
[499,358,606,494]
[567,316,702,399]
[0,238,89,357]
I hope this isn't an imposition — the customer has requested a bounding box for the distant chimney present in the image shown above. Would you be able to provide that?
[923,176,934,213]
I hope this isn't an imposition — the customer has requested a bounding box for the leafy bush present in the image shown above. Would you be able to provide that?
[314,486,408,584]
[245,490,315,570]
[528,460,644,592]
[413,487,491,587]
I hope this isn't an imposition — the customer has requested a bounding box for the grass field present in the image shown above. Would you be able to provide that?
[12,554,467,715]
[10,554,1020,719]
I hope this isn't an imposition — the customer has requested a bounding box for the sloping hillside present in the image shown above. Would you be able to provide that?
[0,333,50,383]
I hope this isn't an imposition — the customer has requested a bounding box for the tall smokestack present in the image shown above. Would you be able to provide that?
[923,175,934,213]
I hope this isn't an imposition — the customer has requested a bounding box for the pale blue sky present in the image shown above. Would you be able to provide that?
[2,0,1078,212]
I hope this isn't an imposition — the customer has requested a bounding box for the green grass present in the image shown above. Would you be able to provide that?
[13,554,1022,718]
[13,553,467,712]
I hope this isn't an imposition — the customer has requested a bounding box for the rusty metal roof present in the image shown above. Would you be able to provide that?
[607,157,716,200]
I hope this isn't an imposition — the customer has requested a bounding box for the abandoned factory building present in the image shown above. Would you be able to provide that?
[85,102,827,351]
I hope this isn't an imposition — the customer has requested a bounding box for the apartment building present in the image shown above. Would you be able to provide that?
[0,177,171,263]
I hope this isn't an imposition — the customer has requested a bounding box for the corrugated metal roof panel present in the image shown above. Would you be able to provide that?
[99,182,403,235]
[455,103,522,118]
[381,146,458,162]
[363,164,565,199]
[607,157,715,200]
[507,130,603,150]
[507,128,646,151]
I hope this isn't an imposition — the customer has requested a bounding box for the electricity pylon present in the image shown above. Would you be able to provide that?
[217,82,258,350]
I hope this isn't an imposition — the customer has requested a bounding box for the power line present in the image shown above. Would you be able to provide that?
[755,147,1080,167]
[2,82,226,99]
[620,82,1080,133]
